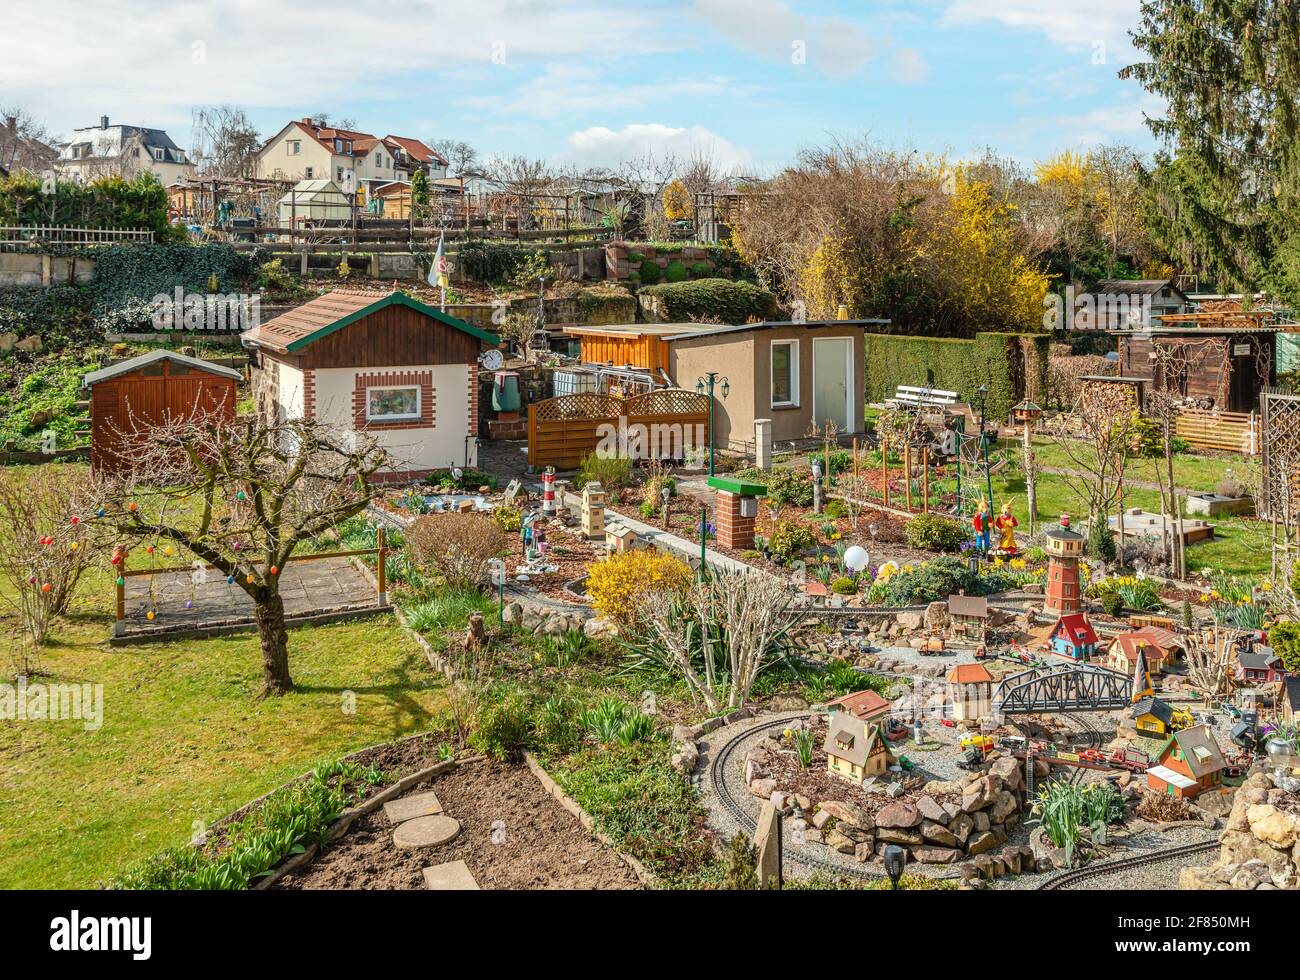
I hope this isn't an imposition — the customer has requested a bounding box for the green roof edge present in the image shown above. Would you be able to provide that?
[284,292,500,352]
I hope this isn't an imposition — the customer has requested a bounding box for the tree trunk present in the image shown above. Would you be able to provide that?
[255,590,293,696]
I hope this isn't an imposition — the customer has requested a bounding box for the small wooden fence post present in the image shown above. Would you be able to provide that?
[881,435,890,508]
[904,445,913,512]
[922,446,930,514]
[114,575,126,637]
[376,526,387,605]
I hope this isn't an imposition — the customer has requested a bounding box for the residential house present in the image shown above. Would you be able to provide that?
[823,714,889,786]
[241,289,499,480]
[946,663,994,723]
[947,594,990,641]
[1236,646,1288,685]
[564,319,889,452]
[55,116,194,185]
[1,114,57,177]
[825,689,893,725]
[1130,697,1176,740]
[1048,612,1099,663]
[255,118,447,191]
[1146,725,1227,799]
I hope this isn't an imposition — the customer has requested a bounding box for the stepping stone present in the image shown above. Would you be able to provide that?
[423,860,480,890]
[383,790,443,824]
[393,814,461,850]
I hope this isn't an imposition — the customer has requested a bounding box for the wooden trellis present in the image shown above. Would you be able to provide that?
[1261,388,1300,578]
[527,388,710,469]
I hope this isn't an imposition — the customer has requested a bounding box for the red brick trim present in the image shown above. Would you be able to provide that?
[467,364,479,437]
[353,371,435,432]
[302,367,316,420]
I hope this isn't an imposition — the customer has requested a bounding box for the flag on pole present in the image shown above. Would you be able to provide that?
[430,231,450,290]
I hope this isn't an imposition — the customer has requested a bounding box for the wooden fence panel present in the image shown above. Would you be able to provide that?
[527,389,710,470]
[1174,407,1260,455]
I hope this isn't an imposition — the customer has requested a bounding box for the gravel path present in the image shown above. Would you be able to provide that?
[998,822,1220,891]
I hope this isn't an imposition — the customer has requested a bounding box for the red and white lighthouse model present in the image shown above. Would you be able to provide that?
[1044,514,1086,616]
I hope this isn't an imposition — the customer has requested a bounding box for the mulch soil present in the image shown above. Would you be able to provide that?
[273,758,642,890]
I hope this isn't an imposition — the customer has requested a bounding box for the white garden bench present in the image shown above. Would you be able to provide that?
[890,385,960,410]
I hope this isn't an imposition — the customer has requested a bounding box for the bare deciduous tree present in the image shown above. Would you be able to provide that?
[189,104,263,179]
[0,104,57,175]
[88,413,390,697]
[430,139,480,177]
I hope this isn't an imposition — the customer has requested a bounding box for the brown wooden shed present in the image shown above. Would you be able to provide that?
[1117,321,1278,414]
[84,350,242,475]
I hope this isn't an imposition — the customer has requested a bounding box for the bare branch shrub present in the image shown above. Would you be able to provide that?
[405,513,510,590]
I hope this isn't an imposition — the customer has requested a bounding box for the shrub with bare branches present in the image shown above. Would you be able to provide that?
[0,466,99,674]
[405,513,510,590]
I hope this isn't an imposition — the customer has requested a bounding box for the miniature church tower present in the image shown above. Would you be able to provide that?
[1044,514,1086,616]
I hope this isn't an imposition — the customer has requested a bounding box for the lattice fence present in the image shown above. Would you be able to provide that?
[527,387,711,470]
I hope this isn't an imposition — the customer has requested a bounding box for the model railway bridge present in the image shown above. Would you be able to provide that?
[992,662,1132,715]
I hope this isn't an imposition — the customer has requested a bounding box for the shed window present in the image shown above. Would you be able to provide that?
[771,340,799,407]
[367,386,420,422]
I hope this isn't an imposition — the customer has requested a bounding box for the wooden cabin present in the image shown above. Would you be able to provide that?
[1116,319,1278,414]
[84,350,241,476]
[242,290,499,481]
[1131,696,1175,739]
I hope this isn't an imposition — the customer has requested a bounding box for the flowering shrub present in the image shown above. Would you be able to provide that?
[1196,569,1269,628]
[1088,575,1165,612]
[585,548,692,625]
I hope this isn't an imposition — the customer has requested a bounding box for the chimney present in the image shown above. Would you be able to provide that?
[100,115,109,129]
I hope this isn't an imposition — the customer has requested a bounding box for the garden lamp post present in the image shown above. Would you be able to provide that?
[883,844,906,890]
[696,373,730,478]
[977,384,994,522]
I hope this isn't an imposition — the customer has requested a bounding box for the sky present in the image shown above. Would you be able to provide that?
[0,0,1161,174]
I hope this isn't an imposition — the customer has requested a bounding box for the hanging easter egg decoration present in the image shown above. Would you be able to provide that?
[246,574,254,584]
[235,490,247,501]
[41,583,51,593]
[185,600,193,609]
[164,546,173,557]
[71,516,79,525]
[146,545,154,555]
[270,565,278,575]
[128,502,137,512]
[96,508,106,518]
[226,575,234,584]
[146,611,155,621]
[70,541,79,551]
[116,577,124,586]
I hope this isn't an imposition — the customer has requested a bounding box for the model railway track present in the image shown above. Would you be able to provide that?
[709,715,887,882]
[1038,839,1220,890]
[1061,712,1103,786]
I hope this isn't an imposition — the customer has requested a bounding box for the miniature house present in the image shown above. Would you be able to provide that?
[946,663,994,723]
[84,350,240,476]
[241,289,500,482]
[947,594,990,641]
[604,522,637,553]
[1146,724,1227,799]
[1237,646,1287,685]
[581,481,606,538]
[1108,630,1179,676]
[1048,612,1099,663]
[1131,696,1176,739]
[823,713,888,785]
[1043,515,1086,616]
[825,689,893,725]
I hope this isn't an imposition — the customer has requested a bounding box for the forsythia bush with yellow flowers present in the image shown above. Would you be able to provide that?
[585,548,693,625]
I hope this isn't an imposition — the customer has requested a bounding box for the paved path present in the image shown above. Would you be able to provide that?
[119,555,380,636]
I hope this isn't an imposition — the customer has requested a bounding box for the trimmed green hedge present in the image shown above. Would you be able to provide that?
[0,172,182,241]
[88,243,255,310]
[863,331,1050,419]
[640,278,776,325]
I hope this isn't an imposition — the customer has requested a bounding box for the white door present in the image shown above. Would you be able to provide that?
[812,337,853,432]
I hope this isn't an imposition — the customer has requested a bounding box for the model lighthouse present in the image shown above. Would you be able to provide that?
[1044,514,1086,616]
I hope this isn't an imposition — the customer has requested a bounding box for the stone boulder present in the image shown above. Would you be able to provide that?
[924,601,950,631]
[875,801,922,830]
[913,846,963,864]
[824,828,857,855]
[921,820,959,847]
[1246,804,1299,849]
[818,800,871,829]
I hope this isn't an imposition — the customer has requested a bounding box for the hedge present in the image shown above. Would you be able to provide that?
[640,278,776,325]
[0,172,182,241]
[87,243,256,310]
[863,331,1050,419]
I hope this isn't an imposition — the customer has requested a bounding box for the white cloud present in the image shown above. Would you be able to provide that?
[889,48,929,85]
[0,0,669,136]
[691,0,889,78]
[1051,94,1164,148]
[942,0,1138,51]
[461,63,742,119]
[565,123,752,171]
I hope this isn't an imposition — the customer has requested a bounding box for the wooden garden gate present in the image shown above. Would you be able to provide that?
[526,388,711,469]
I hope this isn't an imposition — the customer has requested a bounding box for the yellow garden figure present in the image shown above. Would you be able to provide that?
[994,500,1019,554]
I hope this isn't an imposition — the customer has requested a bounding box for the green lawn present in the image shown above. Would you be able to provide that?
[1019,436,1251,493]
[0,546,444,888]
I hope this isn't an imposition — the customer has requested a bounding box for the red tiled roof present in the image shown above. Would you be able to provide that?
[242,289,395,353]
[826,689,893,719]
[946,664,994,684]
[1052,613,1098,646]
[385,135,447,167]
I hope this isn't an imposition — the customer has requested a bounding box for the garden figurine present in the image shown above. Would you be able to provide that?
[994,499,1019,554]
[973,497,992,553]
